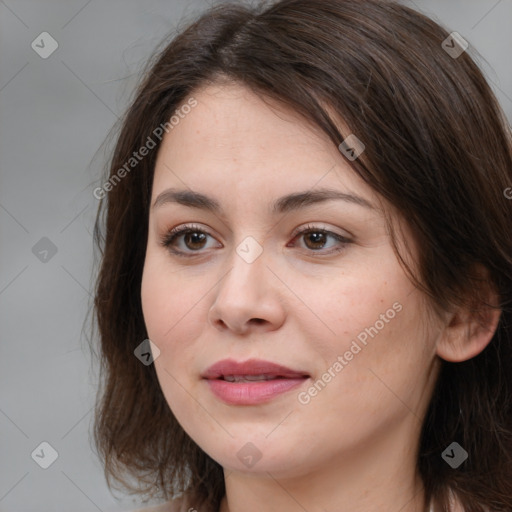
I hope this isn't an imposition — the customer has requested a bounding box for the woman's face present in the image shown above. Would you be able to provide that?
[141,82,442,479]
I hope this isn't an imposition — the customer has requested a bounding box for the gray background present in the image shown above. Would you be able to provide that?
[1,1,511,511]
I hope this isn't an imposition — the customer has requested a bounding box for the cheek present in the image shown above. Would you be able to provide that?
[313,263,411,346]
[140,255,208,362]
[141,262,171,342]
[319,302,430,421]
[309,264,428,394]
[140,260,207,419]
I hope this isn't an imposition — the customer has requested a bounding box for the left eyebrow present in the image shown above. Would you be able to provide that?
[272,188,375,213]
[151,187,376,214]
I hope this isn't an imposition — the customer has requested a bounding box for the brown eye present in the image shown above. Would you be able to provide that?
[303,231,328,250]
[180,230,208,250]
[160,224,219,257]
[289,224,351,255]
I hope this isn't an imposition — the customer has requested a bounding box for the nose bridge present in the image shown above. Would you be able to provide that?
[220,235,268,300]
[208,234,285,332]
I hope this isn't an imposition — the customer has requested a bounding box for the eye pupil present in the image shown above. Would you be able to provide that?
[305,231,326,249]
[185,231,207,249]
[164,225,347,257]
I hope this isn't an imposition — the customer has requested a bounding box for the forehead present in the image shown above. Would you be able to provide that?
[151,83,379,205]
[159,83,330,166]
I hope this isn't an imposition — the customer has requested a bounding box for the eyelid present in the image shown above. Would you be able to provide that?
[160,223,219,249]
[287,223,352,254]
[289,222,352,240]
[160,222,352,257]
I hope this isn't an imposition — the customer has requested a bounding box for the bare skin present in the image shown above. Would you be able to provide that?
[140,82,500,512]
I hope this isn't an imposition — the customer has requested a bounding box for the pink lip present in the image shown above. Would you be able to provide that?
[201,358,310,405]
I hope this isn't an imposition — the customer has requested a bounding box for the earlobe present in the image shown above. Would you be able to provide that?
[435,267,502,363]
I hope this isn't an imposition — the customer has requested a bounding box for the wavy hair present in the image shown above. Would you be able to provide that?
[90,1,512,510]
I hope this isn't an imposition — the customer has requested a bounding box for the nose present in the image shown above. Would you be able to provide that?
[208,243,286,335]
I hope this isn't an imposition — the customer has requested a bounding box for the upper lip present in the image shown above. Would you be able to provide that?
[201,358,310,380]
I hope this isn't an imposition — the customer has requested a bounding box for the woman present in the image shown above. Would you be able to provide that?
[91,1,512,511]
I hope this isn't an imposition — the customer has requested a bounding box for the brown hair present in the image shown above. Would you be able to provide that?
[90,1,512,510]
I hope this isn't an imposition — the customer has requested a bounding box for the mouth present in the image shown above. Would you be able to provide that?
[201,358,309,380]
[201,359,310,405]
[219,374,305,382]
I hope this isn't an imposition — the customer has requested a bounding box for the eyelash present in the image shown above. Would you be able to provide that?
[159,223,351,258]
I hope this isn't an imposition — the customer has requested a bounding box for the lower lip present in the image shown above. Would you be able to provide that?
[204,377,308,405]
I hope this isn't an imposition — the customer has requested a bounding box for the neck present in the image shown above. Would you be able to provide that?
[219,419,428,512]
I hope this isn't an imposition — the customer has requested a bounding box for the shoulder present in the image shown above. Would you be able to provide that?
[130,495,191,512]
[446,491,464,512]
[447,490,485,512]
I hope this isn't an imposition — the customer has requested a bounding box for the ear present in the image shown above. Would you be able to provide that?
[436,265,502,363]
